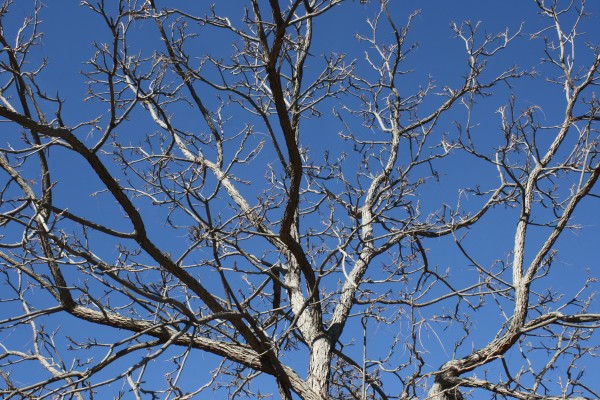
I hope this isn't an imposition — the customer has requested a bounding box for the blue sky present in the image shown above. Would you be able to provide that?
[1,1,600,398]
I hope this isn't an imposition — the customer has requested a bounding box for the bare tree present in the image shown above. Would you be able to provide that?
[1,0,599,399]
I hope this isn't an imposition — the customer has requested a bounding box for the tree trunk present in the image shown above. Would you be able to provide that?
[307,336,332,398]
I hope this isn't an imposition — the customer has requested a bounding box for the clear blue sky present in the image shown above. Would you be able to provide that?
[1,1,599,398]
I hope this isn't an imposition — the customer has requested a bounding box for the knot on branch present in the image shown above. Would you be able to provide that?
[430,365,464,400]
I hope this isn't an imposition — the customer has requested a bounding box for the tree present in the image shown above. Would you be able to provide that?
[1,0,599,398]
